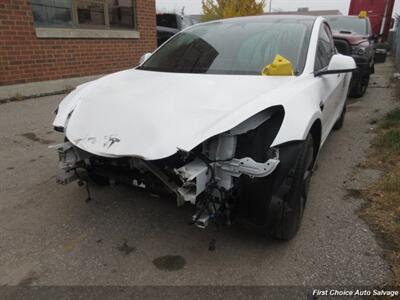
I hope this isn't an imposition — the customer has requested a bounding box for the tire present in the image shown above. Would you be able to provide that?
[349,72,370,98]
[270,134,314,241]
[333,103,346,130]
[370,63,375,74]
[233,110,313,241]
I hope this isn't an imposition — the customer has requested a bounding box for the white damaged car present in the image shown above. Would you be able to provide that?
[53,16,356,240]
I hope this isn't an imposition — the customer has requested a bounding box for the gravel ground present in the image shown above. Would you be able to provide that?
[0,63,396,289]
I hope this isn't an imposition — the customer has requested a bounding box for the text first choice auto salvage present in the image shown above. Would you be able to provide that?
[312,289,399,297]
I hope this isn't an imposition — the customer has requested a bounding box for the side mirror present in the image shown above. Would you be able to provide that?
[139,52,152,65]
[315,54,357,77]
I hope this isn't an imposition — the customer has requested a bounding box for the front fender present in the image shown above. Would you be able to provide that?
[272,85,323,146]
[53,81,94,128]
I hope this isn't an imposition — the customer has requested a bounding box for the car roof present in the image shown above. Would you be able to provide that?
[324,15,367,20]
[206,14,318,24]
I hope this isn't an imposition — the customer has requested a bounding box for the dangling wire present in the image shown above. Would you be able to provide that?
[75,168,92,202]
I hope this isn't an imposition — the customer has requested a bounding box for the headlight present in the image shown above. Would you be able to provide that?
[351,46,367,56]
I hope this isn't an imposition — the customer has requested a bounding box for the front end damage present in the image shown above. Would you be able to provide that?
[52,106,303,229]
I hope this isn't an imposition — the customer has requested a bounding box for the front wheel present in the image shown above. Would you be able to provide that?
[270,134,314,241]
[349,72,370,98]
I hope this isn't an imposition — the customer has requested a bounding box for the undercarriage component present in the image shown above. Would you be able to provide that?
[192,211,213,229]
[134,159,186,206]
[50,142,83,184]
[56,170,77,185]
[174,154,280,206]
[175,158,209,204]
[50,142,81,170]
[218,156,280,178]
[191,192,221,229]
[203,134,236,161]
[52,136,281,230]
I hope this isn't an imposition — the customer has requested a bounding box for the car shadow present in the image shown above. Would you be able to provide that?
[65,181,286,252]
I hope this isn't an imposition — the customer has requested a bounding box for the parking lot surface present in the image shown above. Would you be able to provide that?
[0,63,396,286]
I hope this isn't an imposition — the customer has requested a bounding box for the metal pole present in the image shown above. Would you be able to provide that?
[379,0,389,43]
[269,0,272,13]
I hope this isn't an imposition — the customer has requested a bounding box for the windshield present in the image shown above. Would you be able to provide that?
[139,18,313,76]
[327,17,367,35]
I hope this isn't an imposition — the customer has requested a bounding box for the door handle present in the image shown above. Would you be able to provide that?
[319,101,325,111]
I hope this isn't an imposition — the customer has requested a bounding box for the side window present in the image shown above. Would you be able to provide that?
[315,24,335,72]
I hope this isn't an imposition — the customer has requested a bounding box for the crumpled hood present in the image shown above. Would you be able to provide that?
[54,69,297,160]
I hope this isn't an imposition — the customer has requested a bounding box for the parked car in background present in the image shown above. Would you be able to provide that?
[349,0,395,56]
[156,13,197,46]
[53,16,356,241]
[326,15,375,98]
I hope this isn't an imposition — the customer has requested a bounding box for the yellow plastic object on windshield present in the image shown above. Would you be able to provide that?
[359,10,368,18]
[262,55,294,76]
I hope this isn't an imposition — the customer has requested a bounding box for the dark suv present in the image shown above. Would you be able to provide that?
[326,16,375,98]
[156,13,197,46]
